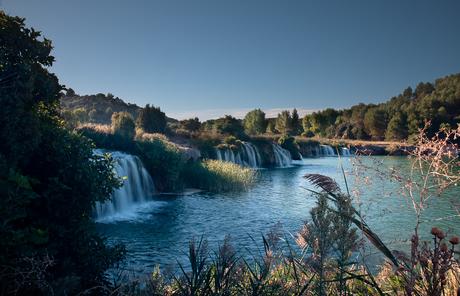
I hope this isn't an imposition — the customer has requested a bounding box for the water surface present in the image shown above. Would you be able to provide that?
[96,156,460,274]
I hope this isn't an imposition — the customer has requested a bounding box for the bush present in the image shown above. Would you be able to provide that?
[179,117,201,133]
[302,130,315,138]
[111,112,135,140]
[136,138,186,192]
[190,136,220,159]
[136,104,166,133]
[278,135,301,160]
[203,115,246,138]
[223,135,238,145]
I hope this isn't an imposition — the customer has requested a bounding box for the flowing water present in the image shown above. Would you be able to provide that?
[320,144,337,156]
[94,151,156,222]
[96,156,460,274]
[272,143,292,167]
[215,142,262,168]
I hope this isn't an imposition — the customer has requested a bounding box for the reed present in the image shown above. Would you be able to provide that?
[182,160,256,192]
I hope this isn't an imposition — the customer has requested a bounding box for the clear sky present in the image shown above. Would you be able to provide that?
[2,0,460,120]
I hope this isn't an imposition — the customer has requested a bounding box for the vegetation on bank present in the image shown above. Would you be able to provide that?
[78,123,256,193]
[181,160,256,192]
[0,11,125,294]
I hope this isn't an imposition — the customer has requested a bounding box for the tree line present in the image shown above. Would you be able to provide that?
[180,75,459,142]
[61,74,459,143]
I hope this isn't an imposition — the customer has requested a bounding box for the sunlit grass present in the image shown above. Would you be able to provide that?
[182,159,256,192]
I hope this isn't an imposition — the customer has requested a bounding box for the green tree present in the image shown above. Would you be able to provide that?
[266,119,276,134]
[180,117,201,132]
[136,104,167,133]
[213,115,245,137]
[0,12,123,293]
[402,86,413,98]
[275,110,293,135]
[302,114,312,133]
[307,108,340,137]
[112,111,135,139]
[243,109,266,135]
[414,82,434,98]
[385,112,408,140]
[363,107,388,140]
[291,108,301,135]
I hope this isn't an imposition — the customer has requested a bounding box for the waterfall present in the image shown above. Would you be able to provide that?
[341,147,351,156]
[94,151,156,220]
[272,144,292,167]
[320,145,336,157]
[215,142,261,168]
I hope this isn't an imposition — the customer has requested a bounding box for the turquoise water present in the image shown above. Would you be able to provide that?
[96,156,460,274]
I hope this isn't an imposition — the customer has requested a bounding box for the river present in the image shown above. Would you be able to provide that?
[96,156,460,275]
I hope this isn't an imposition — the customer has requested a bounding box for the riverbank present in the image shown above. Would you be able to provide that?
[309,137,414,156]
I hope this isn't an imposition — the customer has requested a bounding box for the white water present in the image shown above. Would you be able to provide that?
[94,151,157,222]
[272,144,292,167]
[215,142,261,168]
[341,147,351,156]
[320,144,336,157]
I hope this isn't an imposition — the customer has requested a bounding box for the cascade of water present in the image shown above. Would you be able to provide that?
[241,142,259,167]
[216,149,222,161]
[320,144,336,157]
[215,142,262,168]
[272,144,292,167]
[94,151,156,219]
[341,147,351,156]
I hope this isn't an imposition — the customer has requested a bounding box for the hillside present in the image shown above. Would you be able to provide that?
[60,91,142,124]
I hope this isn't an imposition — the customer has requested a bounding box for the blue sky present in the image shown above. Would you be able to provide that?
[2,0,460,120]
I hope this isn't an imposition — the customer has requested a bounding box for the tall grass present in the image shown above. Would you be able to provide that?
[182,160,256,192]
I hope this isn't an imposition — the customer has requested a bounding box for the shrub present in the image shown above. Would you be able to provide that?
[223,135,238,145]
[136,104,166,134]
[301,130,315,138]
[179,117,201,133]
[190,136,220,159]
[111,111,135,140]
[278,135,301,160]
[136,138,186,192]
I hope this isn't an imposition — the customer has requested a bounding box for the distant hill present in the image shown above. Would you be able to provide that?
[60,91,142,124]
[60,90,177,125]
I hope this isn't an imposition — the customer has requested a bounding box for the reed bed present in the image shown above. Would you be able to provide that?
[182,160,256,192]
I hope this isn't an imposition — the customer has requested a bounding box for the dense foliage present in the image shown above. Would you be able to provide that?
[0,12,124,294]
[195,75,459,142]
[278,135,301,160]
[61,91,141,124]
[243,108,267,135]
[111,111,136,140]
[136,104,167,133]
[302,76,460,140]
[201,115,245,138]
